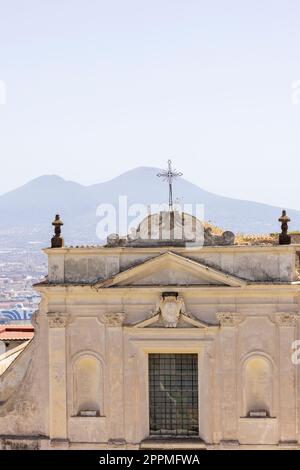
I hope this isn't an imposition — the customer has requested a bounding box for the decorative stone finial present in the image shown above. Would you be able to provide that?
[51,214,64,248]
[278,210,291,245]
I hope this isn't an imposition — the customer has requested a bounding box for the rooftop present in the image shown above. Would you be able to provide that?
[48,209,298,249]
[0,325,34,341]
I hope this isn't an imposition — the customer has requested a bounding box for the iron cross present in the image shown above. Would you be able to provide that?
[157,159,183,209]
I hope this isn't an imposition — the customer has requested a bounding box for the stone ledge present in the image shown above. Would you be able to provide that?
[0,435,47,450]
[239,417,277,421]
[1,437,299,450]
[278,440,298,448]
[219,440,240,447]
[50,439,70,449]
[69,416,106,420]
[140,438,206,450]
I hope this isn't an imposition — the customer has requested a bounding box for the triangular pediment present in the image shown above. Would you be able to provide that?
[94,252,246,288]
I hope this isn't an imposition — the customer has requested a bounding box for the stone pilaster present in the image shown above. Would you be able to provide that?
[48,312,69,443]
[275,313,297,444]
[217,313,241,444]
[100,313,125,443]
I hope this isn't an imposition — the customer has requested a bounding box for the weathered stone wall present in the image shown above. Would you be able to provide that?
[0,317,49,438]
[46,245,299,284]
[1,242,300,449]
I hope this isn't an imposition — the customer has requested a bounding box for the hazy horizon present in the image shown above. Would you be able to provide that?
[1,165,299,214]
[0,1,299,210]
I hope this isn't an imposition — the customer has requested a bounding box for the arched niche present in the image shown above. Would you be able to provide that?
[243,356,273,417]
[73,354,104,416]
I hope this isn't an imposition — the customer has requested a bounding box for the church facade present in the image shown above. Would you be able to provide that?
[0,211,300,450]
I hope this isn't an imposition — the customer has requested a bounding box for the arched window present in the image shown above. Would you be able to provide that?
[244,356,273,417]
[73,355,103,416]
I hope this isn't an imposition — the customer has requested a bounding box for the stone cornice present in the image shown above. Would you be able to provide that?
[34,284,300,298]
[43,245,299,255]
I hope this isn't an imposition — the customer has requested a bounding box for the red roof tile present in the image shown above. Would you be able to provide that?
[0,326,34,341]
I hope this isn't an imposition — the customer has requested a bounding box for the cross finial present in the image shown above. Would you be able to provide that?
[157,159,183,209]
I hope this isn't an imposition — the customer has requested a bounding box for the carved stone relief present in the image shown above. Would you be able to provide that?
[217,312,242,327]
[48,313,69,328]
[99,312,126,326]
[155,294,186,328]
[275,313,298,327]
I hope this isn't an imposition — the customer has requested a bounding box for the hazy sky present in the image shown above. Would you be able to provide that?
[0,1,299,209]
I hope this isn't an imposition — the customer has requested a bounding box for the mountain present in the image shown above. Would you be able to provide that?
[0,167,299,246]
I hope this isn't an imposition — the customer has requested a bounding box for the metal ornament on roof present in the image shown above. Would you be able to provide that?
[157,159,183,209]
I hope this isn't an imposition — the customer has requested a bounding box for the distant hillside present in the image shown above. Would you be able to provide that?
[0,167,299,246]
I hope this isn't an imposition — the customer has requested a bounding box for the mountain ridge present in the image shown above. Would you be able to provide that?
[0,167,299,245]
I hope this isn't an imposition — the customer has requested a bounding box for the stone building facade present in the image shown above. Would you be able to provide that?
[0,211,300,450]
